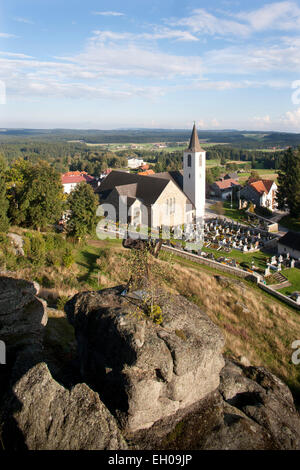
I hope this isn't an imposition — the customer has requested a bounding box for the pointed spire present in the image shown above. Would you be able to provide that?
[187,122,204,152]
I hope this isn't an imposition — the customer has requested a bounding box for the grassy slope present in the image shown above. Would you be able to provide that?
[279,269,300,295]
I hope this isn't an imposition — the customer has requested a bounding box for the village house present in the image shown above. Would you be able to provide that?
[278,232,300,260]
[61,171,95,194]
[240,179,278,211]
[209,178,241,200]
[127,157,145,169]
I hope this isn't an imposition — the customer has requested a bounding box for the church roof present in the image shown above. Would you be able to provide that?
[187,123,204,152]
[98,170,195,209]
[98,170,170,206]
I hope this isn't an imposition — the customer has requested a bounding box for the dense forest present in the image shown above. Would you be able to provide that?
[0,131,288,177]
[1,128,300,148]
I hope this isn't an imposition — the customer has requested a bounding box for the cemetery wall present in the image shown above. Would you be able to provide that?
[161,245,260,283]
[162,246,300,310]
[258,284,300,310]
[245,211,278,233]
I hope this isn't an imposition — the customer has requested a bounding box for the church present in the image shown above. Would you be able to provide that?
[97,124,206,229]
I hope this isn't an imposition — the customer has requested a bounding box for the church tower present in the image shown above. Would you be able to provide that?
[183,123,206,220]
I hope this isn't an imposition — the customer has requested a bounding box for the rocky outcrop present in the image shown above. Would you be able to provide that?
[132,360,300,450]
[0,276,128,451]
[1,275,300,450]
[1,362,127,450]
[216,360,300,449]
[65,286,225,432]
[7,233,25,256]
[0,277,47,353]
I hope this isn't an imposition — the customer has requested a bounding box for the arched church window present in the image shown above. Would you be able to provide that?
[187,154,192,167]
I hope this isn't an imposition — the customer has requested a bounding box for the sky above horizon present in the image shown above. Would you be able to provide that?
[1,0,300,131]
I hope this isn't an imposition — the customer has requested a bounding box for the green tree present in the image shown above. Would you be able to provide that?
[277,147,300,217]
[67,182,99,240]
[7,159,64,230]
[0,164,9,232]
[25,161,64,230]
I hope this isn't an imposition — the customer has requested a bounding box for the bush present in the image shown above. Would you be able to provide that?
[30,234,46,266]
[62,247,75,268]
[255,206,273,218]
[57,295,69,311]
[146,304,163,325]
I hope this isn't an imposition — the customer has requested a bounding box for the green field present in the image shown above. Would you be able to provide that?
[278,268,300,295]
[238,169,278,183]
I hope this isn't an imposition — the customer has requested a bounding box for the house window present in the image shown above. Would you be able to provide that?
[187,154,192,167]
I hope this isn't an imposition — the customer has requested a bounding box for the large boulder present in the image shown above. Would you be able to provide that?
[0,276,47,351]
[1,362,127,450]
[216,360,300,450]
[132,360,300,450]
[65,286,225,433]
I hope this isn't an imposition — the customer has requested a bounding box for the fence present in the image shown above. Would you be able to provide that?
[258,283,300,310]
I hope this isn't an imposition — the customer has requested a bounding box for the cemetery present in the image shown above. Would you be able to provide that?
[185,217,300,296]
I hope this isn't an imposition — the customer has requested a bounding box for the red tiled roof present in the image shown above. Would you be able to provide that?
[214,178,239,190]
[61,171,94,184]
[138,169,155,176]
[250,179,274,195]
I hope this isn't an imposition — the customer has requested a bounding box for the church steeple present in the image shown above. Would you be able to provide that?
[187,122,204,152]
[183,123,206,221]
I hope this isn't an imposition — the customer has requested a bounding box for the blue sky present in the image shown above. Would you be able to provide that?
[0,0,300,131]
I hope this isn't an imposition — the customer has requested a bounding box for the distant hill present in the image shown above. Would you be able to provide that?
[0,128,300,148]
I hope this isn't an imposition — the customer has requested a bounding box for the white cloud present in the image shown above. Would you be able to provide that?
[92,11,124,17]
[13,17,34,24]
[167,2,300,40]
[281,107,300,127]
[169,8,250,37]
[236,1,300,31]
[0,33,17,38]
[253,114,271,124]
[0,51,33,59]
[211,118,221,128]
[251,108,300,131]
[90,28,199,43]
[204,43,300,73]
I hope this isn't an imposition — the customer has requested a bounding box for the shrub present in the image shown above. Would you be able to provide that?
[255,206,273,218]
[57,295,69,311]
[62,247,75,268]
[30,234,46,266]
[146,304,163,325]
